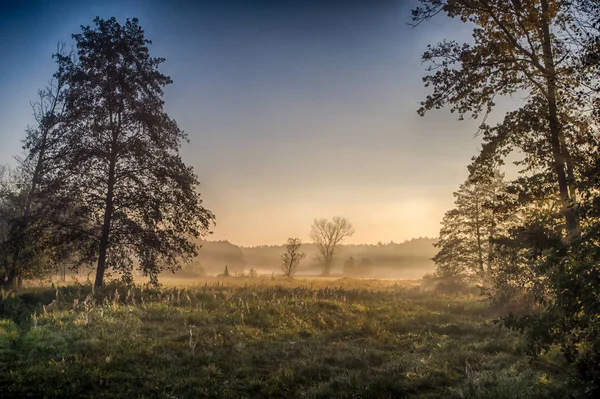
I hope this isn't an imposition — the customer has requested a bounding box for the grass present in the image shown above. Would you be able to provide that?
[0,277,575,398]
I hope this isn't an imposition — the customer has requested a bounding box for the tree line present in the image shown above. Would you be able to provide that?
[193,223,435,277]
[416,0,600,393]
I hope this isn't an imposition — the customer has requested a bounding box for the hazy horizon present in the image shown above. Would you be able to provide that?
[0,0,510,246]
[200,236,436,248]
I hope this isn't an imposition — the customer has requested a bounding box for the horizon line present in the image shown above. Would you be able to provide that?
[199,236,438,248]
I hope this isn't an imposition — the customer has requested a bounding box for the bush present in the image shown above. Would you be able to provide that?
[500,237,600,396]
[178,261,205,277]
[421,274,476,295]
[343,257,372,277]
[0,319,18,349]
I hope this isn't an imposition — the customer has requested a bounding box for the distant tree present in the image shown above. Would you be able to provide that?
[281,238,306,278]
[196,240,246,273]
[218,265,230,278]
[48,17,214,287]
[343,256,355,275]
[344,256,374,277]
[359,257,373,270]
[179,260,204,277]
[310,216,355,276]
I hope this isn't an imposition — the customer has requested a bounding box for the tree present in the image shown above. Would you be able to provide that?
[310,216,355,276]
[412,0,600,242]
[343,256,356,275]
[343,256,373,277]
[359,257,373,270]
[281,238,306,278]
[196,240,246,274]
[217,265,230,278]
[0,165,28,285]
[0,45,73,287]
[433,171,507,281]
[414,2,600,391]
[51,17,214,287]
[0,163,61,286]
[178,259,204,278]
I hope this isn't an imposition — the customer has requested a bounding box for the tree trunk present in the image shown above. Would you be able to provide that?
[540,0,579,242]
[474,195,485,274]
[5,265,17,288]
[487,204,496,275]
[321,246,333,276]
[5,220,26,287]
[6,251,19,287]
[95,187,115,287]
[322,260,331,276]
[95,136,118,288]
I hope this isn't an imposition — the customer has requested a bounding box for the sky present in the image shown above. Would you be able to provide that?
[0,0,507,246]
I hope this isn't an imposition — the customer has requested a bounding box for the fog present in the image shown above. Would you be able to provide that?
[176,237,437,280]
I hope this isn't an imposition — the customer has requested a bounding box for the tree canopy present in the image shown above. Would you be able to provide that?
[38,17,214,286]
[417,0,600,391]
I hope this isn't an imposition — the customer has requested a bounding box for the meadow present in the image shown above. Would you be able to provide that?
[0,277,574,398]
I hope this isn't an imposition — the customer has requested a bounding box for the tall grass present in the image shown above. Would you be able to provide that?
[0,278,574,398]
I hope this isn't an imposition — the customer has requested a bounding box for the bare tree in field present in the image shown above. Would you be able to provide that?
[310,216,354,276]
[281,238,306,278]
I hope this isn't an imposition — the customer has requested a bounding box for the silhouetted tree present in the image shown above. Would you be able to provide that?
[413,0,600,242]
[51,17,214,287]
[359,257,373,270]
[0,45,73,287]
[433,171,506,281]
[195,240,246,273]
[0,166,32,285]
[415,1,600,391]
[310,216,354,276]
[343,256,355,275]
[281,238,306,278]
[0,162,59,286]
[217,265,230,278]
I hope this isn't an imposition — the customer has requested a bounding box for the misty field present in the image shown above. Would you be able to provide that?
[0,278,571,399]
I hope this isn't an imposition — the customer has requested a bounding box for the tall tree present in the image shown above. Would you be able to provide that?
[433,171,506,280]
[0,46,72,287]
[412,0,599,242]
[415,2,600,390]
[54,17,214,287]
[280,238,306,278]
[310,216,354,276]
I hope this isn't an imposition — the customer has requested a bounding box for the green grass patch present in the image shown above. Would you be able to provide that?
[0,280,575,398]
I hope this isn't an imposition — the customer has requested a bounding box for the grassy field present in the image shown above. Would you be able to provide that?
[0,277,574,398]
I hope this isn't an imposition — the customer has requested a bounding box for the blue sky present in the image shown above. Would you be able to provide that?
[0,0,502,245]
